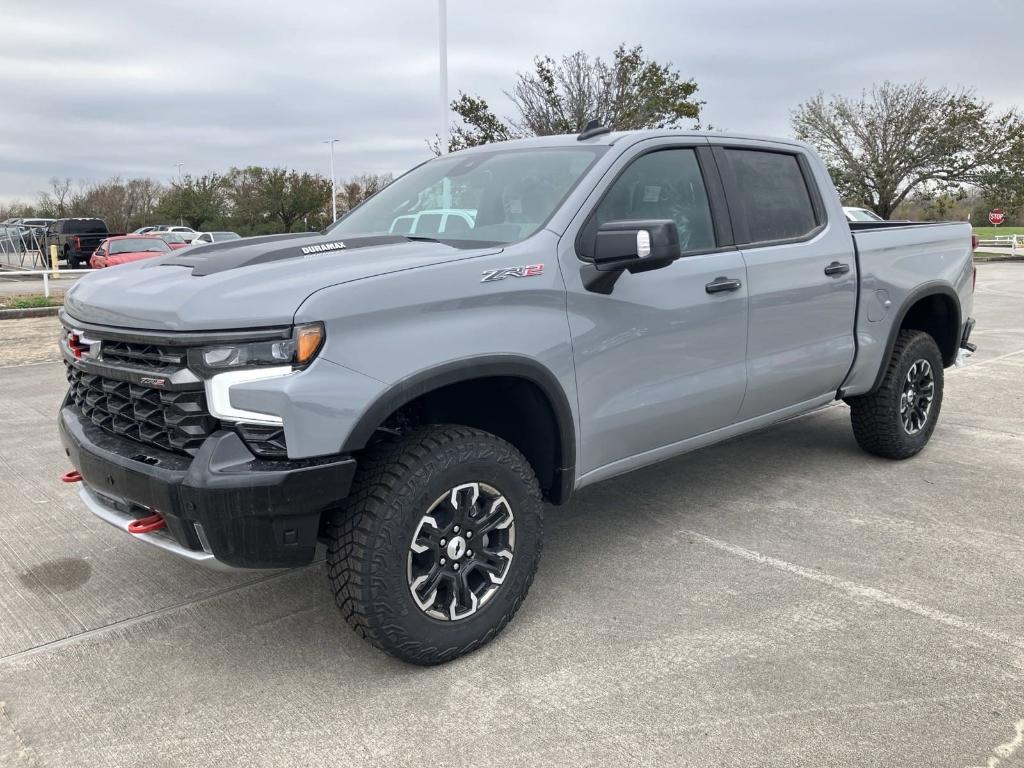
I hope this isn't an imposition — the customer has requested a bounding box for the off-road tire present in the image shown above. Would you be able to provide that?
[327,425,544,665]
[847,329,944,459]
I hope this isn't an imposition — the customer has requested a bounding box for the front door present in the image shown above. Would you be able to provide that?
[560,142,749,479]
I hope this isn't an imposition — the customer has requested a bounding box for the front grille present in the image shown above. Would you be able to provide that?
[100,341,186,372]
[65,364,218,455]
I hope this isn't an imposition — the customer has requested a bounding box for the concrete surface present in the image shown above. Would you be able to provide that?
[0,264,1022,767]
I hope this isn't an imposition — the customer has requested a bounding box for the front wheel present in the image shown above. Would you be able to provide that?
[847,329,944,459]
[327,425,544,665]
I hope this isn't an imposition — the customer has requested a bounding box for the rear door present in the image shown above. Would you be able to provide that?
[560,139,749,478]
[713,141,857,419]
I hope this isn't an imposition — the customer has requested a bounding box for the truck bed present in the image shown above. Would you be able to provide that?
[841,220,974,396]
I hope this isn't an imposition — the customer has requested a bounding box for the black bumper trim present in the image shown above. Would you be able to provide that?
[60,405,356,569]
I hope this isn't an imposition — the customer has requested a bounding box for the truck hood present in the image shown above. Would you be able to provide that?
[64,232,500,330]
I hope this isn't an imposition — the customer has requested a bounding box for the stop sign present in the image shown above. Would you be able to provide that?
[989,209,1006,226]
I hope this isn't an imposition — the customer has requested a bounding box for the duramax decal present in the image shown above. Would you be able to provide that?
[301,241,347,255]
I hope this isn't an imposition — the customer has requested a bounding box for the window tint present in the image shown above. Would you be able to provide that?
[66,219,108,234]
[725,150,817,243]
[587,149,715,254]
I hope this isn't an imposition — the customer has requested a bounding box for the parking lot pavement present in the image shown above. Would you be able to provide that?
[0,263,1021,767]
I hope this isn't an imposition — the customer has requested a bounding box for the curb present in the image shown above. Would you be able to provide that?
[974,255,1023,263]
[0,306,61,320]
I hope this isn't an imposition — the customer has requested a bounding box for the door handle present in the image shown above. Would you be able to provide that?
[705,276,742,294]
[824,261,850,276]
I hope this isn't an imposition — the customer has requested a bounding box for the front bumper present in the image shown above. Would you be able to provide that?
[59,405,356,569]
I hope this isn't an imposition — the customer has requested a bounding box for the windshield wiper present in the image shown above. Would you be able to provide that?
[401,235,445,243]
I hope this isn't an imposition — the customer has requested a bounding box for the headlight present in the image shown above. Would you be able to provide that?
[191,322,325,374]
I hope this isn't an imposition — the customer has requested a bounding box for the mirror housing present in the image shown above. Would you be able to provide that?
[593,219,680,273]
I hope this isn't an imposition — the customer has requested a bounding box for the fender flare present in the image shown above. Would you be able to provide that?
[341,354,577,502]
[868,281,961,393]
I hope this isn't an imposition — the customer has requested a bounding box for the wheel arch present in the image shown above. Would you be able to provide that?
[870,282,961,392]
[341,355,576,505]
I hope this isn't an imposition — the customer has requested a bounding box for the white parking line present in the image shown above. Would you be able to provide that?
[681,530,1024,654]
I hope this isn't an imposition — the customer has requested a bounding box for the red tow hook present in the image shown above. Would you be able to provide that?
[61,470,83,483]
[128,512,166,535]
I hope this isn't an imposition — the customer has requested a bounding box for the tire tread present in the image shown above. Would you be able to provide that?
[848,329,943,460]
[326,425,543,665]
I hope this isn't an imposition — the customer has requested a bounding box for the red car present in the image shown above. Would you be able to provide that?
[90,236,172,268]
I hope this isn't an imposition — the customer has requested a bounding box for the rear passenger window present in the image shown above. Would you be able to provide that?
[725,150,818,243]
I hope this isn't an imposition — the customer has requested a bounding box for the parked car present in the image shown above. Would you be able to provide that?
[843,206,884,222]
[89,236,172,268]
[41,218,123,268]
[152,225,198,243]
[146,232,190,250]
[59,127,975,665]
[0,224,27,253]
[190,231,241,246]
[389,209,476,235]
[132,226,158,234]
[0,218,52,253]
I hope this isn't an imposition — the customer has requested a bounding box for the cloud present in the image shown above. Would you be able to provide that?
[1,0,1021,202]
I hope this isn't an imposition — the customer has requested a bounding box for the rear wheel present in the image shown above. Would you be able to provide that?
[65,246,81,270]
[847,329,944,459]
[327,425,543,665]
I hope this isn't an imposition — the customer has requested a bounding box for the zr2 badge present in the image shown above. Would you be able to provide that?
[481,264,544,283]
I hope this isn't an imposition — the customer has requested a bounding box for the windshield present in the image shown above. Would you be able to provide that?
[846,207,883,222]
[327,146,606,246]
[109,238,170,254]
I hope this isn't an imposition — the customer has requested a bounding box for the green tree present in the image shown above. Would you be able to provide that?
[793,81,1024,219]
[253,169,331,232]
[434,44,703,153]
[158,173,228,230]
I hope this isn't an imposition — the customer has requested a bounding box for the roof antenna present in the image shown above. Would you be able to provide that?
[577,119,611,141]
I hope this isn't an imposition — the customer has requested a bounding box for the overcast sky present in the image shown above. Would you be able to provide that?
[2,0,1021,203]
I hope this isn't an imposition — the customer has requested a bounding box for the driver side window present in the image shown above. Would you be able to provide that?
[585,148,716,256]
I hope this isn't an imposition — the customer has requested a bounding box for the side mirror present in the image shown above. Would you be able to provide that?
[593,219,680,273]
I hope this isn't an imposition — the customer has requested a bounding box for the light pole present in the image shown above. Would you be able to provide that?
[175,162,185,226]
[323,138,340,222]
[438,0,448,152]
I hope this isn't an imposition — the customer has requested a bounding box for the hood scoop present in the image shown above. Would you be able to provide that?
[152,233,413,276]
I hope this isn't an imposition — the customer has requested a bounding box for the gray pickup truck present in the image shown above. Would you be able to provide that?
[58,126,976,664]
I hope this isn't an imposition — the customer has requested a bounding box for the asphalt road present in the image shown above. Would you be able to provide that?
[0,264,1022,767]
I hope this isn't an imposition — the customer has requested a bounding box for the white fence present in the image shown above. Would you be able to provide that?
[976,234,1023,253]
[0,269,91,297]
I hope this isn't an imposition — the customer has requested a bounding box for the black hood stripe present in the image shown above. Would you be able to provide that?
[150,233,412,277]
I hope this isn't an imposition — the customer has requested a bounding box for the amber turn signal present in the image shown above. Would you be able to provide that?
[296,323,325,365]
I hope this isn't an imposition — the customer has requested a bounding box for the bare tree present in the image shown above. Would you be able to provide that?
[793,82,1024,218]
[434,44,703,153]
[37,177,75,217]
[336,173,394,215]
